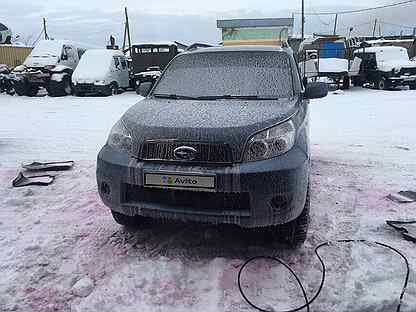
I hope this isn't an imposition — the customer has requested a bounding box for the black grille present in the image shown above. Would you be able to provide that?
[140,140,233,164]
[123,184,250,212]
[399,68,416,76]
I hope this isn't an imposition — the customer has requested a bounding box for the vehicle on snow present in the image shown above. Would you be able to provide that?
[298,36,350,90]
[11,40,90,97]
[72,49,129,96]
[349,46,416,90]
[134,66,162,94]
[130,43,179,88]
[97,45,328,246]
[0,23,12,44]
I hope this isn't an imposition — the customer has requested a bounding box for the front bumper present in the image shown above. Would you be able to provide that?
[97,145,309,228]
[74,83,109,94]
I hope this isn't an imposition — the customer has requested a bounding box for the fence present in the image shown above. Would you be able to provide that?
[0,45,32,68]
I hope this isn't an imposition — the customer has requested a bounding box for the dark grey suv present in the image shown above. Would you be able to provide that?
[97,46,327,245]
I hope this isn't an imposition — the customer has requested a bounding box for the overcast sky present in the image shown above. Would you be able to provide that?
[2,0,415,46]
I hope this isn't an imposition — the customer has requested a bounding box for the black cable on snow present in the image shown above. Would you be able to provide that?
[238,240,410,312]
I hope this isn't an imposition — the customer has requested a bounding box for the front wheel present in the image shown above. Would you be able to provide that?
[274,186,310,247]
[14,79,38,96]
[47,75,72,97]
[341,75,350,90]
[409,82,416,90]
[377,77,390,90]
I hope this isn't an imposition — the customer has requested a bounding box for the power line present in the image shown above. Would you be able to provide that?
[294,0,416,16]
[379,20,415,29]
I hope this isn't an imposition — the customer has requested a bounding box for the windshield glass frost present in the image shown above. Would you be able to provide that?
[153,51,294,98]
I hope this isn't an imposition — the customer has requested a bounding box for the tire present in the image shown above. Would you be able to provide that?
[104,82,119,96]
[409,83,416,90]
[14,79,38,96]
[46,75,72,97]
[341,75,350,90]
[275,186,310,247]
[377,77,390,90]
[111,210,141,227]
[135,83,141,95]
[351,77,363,87]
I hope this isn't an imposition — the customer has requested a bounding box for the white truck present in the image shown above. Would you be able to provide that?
[349,46,416,90]
[72,49,129,96]
[298,37,350,89]
[12,40,91,96]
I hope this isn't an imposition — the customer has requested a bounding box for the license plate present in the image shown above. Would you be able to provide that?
[144,172,216,191]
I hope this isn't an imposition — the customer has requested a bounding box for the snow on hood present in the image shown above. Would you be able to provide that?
[72,49,119,82]
[318,58,348,73]
[24,40,63,67]
[122,97,298,158]
[378,59,416,71]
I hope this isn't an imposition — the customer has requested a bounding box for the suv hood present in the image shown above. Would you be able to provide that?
[379,60,416,72]
[24,56,59,68]
[122,97,299,160]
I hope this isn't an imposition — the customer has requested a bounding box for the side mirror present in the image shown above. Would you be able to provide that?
[138,82,153,97]
[304,82,328,99]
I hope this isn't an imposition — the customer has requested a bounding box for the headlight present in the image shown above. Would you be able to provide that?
[107,119,133,154]
[95,80,107,86]
[243,120,296,162]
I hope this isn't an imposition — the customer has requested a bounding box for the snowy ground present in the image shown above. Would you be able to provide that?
[0,89,416,312]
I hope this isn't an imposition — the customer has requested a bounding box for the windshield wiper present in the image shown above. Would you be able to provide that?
[194,95,281,100]
[153,93,197,100]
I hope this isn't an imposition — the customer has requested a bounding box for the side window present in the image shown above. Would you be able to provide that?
[120,58,127,70]
[61,45,68,60]
[77,48,86,59]
[113,56,120,69]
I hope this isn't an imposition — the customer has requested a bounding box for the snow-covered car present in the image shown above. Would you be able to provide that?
[72,49,129,96]
[349,46,416,90]
[134,66,162,94]
[11,40,91,96]
[0,23,12,44]
[96,46,328,246]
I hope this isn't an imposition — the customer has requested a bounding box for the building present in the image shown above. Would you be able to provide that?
[216,18,294,46]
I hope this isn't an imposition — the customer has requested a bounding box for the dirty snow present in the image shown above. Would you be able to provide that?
[0,88,416,312]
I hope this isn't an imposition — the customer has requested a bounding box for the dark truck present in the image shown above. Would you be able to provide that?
[97,45,328,246]
[129,43,178,91]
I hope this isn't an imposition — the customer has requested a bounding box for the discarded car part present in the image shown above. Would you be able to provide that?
[238,240,410,312]
[22,161,74,171]
[72,49,129,96]
[97,45,328,246]
[12,172,55,187]
[387,220,416,243]
[387,191,416,203]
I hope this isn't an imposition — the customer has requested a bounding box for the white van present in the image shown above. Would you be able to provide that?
[72,49,129,96]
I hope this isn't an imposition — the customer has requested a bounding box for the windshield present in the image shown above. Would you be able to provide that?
[152,51,294,99]
[29,40,63,58]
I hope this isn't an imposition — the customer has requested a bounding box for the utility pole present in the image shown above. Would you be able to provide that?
[379,24,382,37]
[372,19,377,37]
[333,14,338,36]
[122,7,132,56]
[43,18,49,40]
[413,27,416,37]
[301,0,305,40]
